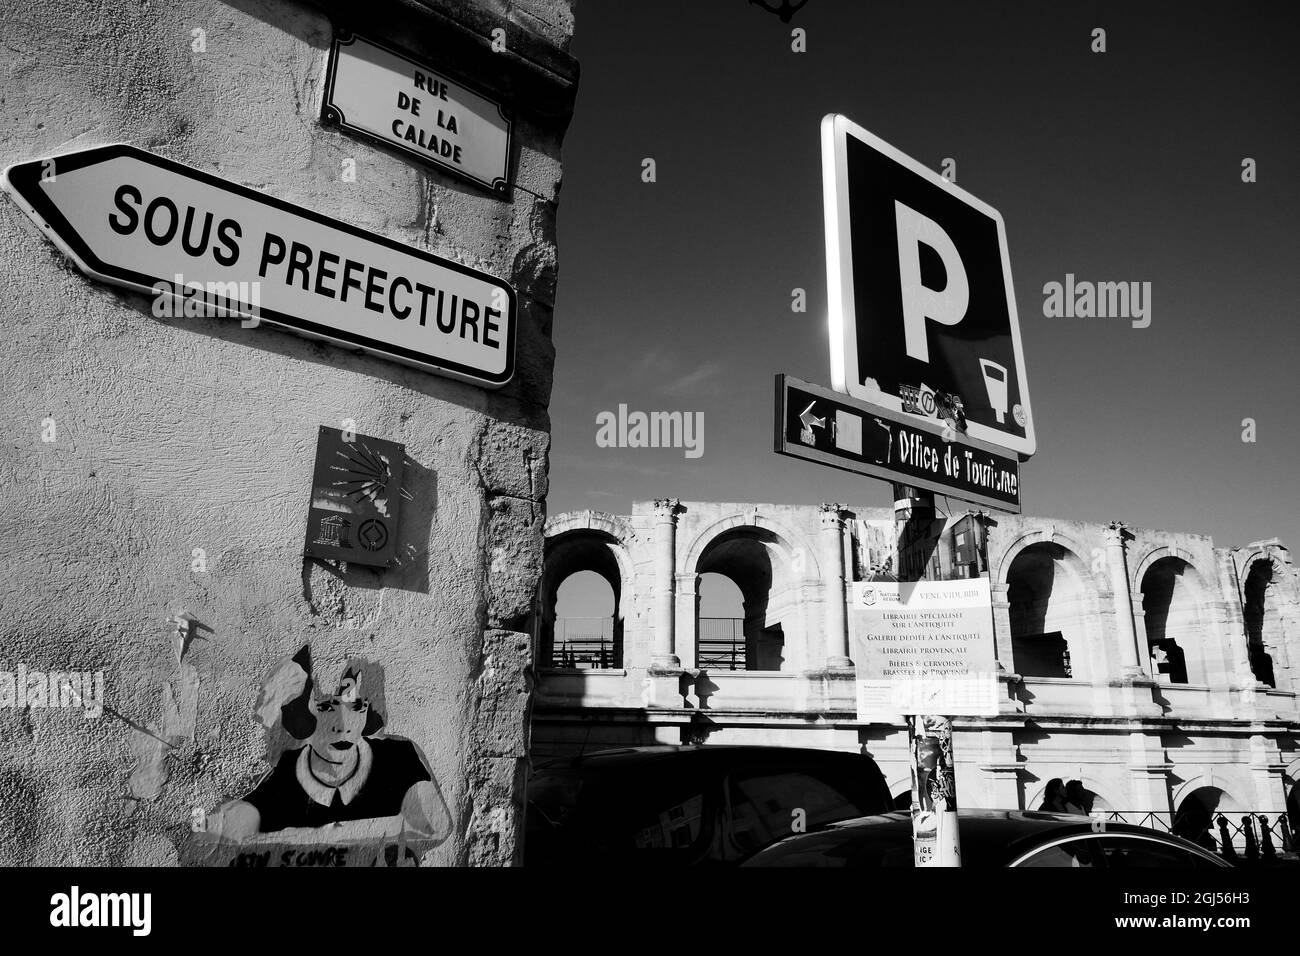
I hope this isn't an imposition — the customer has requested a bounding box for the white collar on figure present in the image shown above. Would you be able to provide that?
[296,737,373,806]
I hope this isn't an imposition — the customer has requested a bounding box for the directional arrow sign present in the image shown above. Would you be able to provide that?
[1,144,516,388]
[775,373,1021,512]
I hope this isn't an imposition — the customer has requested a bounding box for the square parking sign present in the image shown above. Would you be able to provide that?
[821,115,1036,458]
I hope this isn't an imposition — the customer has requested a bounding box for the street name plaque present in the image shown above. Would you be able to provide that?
[323,33,513,194]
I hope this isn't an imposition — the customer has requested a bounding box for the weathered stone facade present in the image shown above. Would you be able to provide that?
[0,0,576,865]
[535,501,1300,830]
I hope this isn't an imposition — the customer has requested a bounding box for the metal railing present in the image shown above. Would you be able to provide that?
[698,617,745,670]
[1102,810,1296,862]
[549,617,618,669]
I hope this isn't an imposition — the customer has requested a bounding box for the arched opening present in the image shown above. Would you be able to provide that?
[1141,557,1205,684]
[697,572,746,670]
[1243,560,1277,688]
[695,527,793,672]
[1174,786,1238,851]
[1006,543,1090,679]
[893,790,912,811]
[539,531,626,669]
[553,571,617,668]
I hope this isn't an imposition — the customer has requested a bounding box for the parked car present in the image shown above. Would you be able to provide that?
[741,809,1233,867]
[524,745,893,866]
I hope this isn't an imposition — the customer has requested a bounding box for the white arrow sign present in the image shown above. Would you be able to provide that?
[799,402,825,431]
[2,144,517,388]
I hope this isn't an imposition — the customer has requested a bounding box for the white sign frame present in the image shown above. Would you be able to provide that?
[821,114,1036,458]
[1,143,517,389]
[322,33,513,195]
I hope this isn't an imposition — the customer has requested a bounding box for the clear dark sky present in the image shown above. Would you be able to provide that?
[549,0,1300,555]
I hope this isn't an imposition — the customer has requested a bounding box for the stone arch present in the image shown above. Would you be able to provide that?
[993,529,1098,590]
[1172,776,1245,815]
[539,512,637,669]
[1130,544,1209,594]
[1001,538,1101,681]
[545,509,637,550]
[1137,552,1215,685]
[683,514,817,672]
[681,512,820,579]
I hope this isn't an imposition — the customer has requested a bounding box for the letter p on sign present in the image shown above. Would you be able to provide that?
[894,200,969,363]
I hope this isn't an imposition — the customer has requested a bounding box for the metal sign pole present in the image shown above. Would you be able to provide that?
[894,484,962,867]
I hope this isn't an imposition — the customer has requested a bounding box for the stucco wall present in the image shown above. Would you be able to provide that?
[0,0,576,865]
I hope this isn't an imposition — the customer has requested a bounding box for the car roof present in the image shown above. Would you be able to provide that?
[748,809,1225,865]
[533,744,877,772]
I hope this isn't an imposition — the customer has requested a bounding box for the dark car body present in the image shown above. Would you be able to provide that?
[524,745,893,867]
[742,809,1233,868]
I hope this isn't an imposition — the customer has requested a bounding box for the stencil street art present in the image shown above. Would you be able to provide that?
[184,647,452,867]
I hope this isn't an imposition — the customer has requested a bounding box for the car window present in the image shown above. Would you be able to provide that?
[1097,836,1221,868]
[721,770,868,859]
[1016,838,1100,868]
[631,793,706,849]
[584,769,714,860]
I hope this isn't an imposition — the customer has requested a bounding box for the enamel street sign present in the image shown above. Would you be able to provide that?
[822,115,1035,458]
[775,374,1021,512]
[322,33,513,194]
[1,144,517,388]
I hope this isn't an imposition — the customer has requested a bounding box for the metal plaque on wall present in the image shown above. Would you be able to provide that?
[304,426,406,568]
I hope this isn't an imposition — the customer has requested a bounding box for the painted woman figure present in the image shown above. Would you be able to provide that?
[211,648,450,843]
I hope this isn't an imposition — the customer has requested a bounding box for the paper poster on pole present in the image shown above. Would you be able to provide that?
[852,578,998,719]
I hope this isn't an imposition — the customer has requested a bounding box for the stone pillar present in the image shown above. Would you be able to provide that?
[1104,522,1144,677]
[1248,733,1288,813]
[1127,732,1173,814]
[675,571,699,672]
[1132,608,1153,677]
[651,498,681,671]
[977,730,1023,808]
[989,583,1023,713]
[1217,549,1271,716]
[821,503,851,669]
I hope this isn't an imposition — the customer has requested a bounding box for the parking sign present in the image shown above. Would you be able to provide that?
[821,115,1036,458]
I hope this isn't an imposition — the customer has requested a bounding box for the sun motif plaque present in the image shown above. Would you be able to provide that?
[304,426,406,568]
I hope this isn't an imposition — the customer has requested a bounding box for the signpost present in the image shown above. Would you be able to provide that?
[775,374,1021,512]
[322,33,513,195]
[776,115,1040,867]
[1,144,517,388]
[304,426,406,569]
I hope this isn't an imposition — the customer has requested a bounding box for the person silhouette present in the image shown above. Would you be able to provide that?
[1064,780,1089,814]
[1038,778,1068,812]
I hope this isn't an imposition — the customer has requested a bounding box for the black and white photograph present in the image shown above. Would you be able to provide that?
[0,0,1296,938]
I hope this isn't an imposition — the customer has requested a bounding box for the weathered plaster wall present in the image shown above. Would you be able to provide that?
[0,0,576,865]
